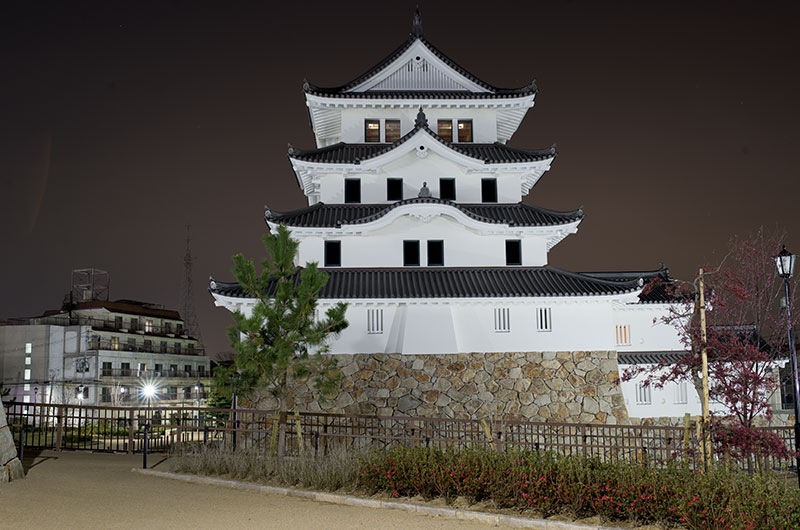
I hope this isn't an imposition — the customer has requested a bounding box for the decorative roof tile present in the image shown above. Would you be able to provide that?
[266,199,583,228]
[209,266,640,300]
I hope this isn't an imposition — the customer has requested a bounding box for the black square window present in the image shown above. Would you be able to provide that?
[324,241,341,267]
[387,178,403,201]
[427,240,444,266]
[481,178,498,203]
[403,240,420,266]
[344,178,361,203]
[506,240,522,266]
[365,119,380,142]
[439,178,456,201]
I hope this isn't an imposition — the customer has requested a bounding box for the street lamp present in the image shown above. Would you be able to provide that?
[775,245,800,485]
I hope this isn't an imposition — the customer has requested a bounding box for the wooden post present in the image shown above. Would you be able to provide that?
[682,413,691,453]
[698,269,711,469]
[480,419,496,451]
[294,413,304,458]
[270,413,279,457]
[695,416,704,468]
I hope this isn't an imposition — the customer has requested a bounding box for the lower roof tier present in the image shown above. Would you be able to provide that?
[209,266,673,301]
[266,198,583,228]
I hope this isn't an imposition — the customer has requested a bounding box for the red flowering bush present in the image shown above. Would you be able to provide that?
[357,447,800,529]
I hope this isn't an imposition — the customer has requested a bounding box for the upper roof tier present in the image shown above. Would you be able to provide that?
[304,9,538,147]
[304,8,536,100]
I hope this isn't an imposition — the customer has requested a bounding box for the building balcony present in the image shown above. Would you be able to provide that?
[100,368,208,379]
[89,339,203,357]
[13,315,192,340]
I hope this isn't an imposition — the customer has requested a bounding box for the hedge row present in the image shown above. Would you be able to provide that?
[356,447,800,529]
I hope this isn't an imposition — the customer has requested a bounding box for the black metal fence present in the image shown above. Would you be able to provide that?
[3,402,795,473]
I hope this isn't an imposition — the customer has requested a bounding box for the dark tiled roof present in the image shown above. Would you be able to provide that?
[266,199,582,228]
[289,141,555,165]
[209,266,641,300]
[302,13,536,101]
[43,300,182,320]
[580,268,678,304]
[617,352,687,365]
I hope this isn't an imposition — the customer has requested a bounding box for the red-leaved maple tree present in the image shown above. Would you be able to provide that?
[625,227,799,461]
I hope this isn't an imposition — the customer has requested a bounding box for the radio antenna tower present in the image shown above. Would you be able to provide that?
[181,225,204,351]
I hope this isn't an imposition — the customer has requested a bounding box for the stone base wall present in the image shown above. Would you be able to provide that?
[0,404,24,484]
[256,351,630,424]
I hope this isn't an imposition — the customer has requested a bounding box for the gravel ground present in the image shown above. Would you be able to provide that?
[0,450,511,529]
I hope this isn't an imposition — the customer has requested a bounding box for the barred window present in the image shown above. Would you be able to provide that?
[385,120,401,142]
[494,308,510,333]
[367,309,384,334]
[635,383,651,405]
[615,324,631,346]
[437,120,453,142]
[674,381,688,404]
[365,119,380,142]
[536,307,552,332]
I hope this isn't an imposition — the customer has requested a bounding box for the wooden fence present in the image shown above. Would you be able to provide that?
[3,402,795,473]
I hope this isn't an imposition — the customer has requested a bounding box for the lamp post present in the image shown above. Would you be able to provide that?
[775,245,800,486]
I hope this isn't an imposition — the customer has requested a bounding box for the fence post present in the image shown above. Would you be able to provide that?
[127,409,135,455]
[55,405,64,452]
[295,413,304,458]
[581,424,588,459]
[18,425,25,464]
[142,424,149,469]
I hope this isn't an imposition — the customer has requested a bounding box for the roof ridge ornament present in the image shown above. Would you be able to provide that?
[415,107,428,127]
[411,6,424,38]
[264,205,273,220]
[287,143,296,156]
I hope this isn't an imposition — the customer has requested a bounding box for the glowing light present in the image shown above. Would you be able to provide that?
[142,384,157,399]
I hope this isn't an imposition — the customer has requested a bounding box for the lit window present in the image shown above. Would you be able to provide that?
[385,120,401,142]
[386,178,403,201]
[494,308,511,333]
[365,119,380,142]
[437,120,453,142]
[439,178,456,201]
[23,396,30,404]
[24,369,31,380]
[367,309,384,334]
[505,240,521,266]
[344,178,361,203]
[427,240,444,266]
[403,240,420,266]
[481,178,497,203]
[111,337,119,350]
[615,324,632,346]
[635,383,652,405]
[25,355,31,365]
[25,343,32,354]
[24,383,30,391]
[536,307,552,332]
[324,241,342,267]
[457,120,473,142]
[674,381,688,404]
[145,320,153,333]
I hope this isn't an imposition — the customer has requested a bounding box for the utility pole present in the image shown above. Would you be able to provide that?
[181,225,204,351]
[698,268,711,469]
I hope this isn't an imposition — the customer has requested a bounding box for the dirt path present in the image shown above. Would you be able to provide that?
[0,451,511,529]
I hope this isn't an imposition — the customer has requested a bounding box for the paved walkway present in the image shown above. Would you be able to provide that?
[0,450,512,529]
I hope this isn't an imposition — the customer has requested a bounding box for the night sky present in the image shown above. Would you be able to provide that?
[2,1,799,358]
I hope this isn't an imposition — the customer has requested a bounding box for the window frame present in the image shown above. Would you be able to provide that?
[364,119,380,142]
[367,309,384,335]
[344,178,361,203]
[384,119,401,142]
[427,240,444,266]
[439,178,456,201]
[403,240,421,267]
[324,240,342,267]
[536,307,552,332]
[457,119,473,142]
[505,239,522,266]
[481,178,498,203]
[494,307,511,333]
[386,178,403,201]
[437,119,453,142]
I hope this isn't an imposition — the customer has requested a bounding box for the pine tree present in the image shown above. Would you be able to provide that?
[215,224,348,425]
